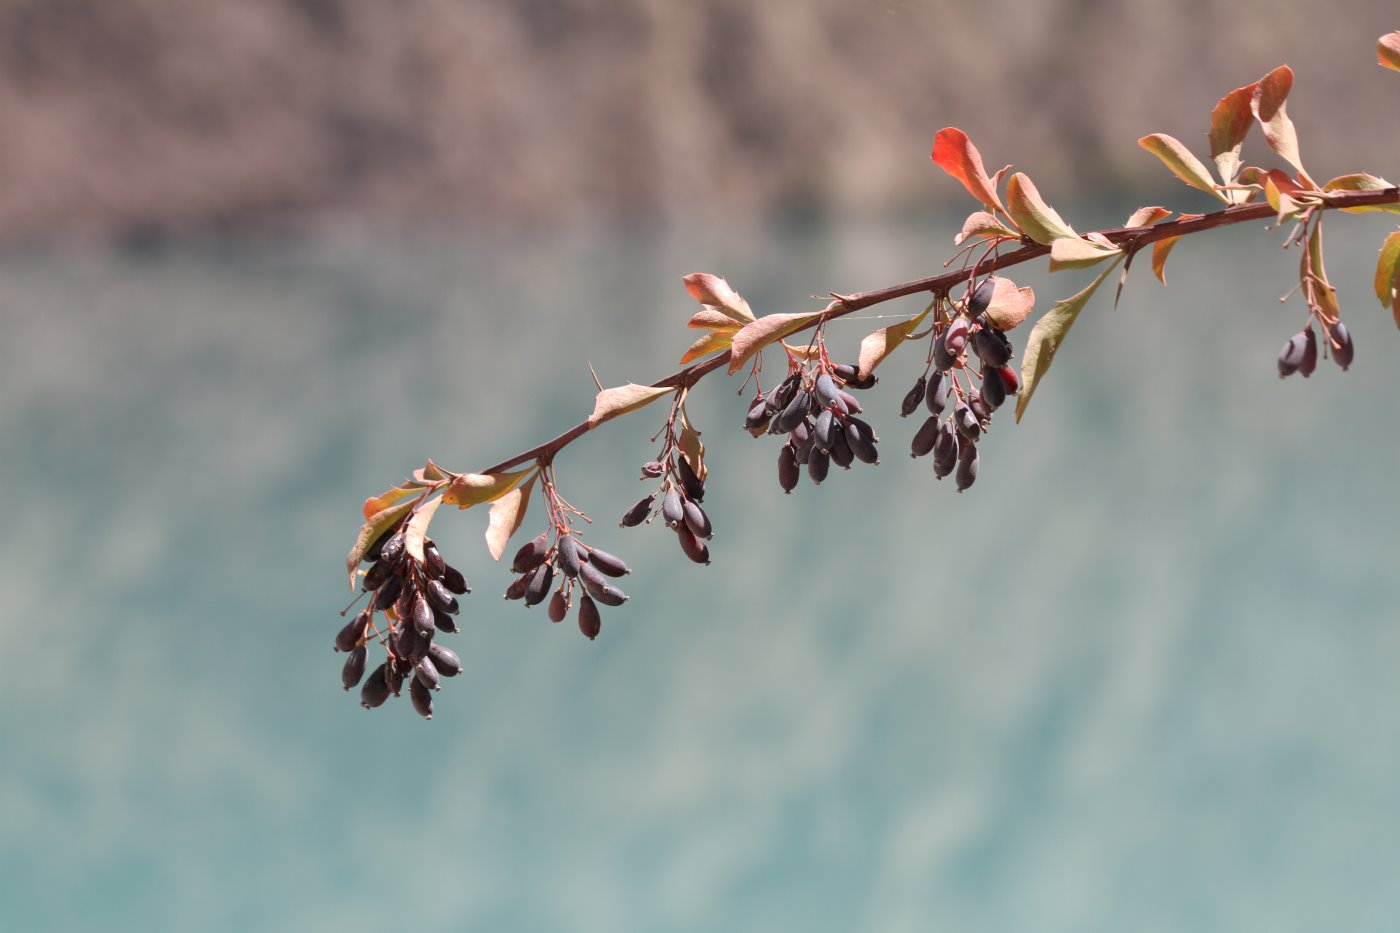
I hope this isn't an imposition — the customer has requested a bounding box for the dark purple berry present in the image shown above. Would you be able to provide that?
[640,460,665,478]
[972,327,1012,367]
[334,610,371,653]
[578,595,601,640]
[955,403,981,441]
[901,377,927,417]
[745,397,772,433]
[620,495,654,528]
[362,558,393,592]
[813,409,837,453]
[845,419,879,464]
[341,646,368,691]
[511,533,549,574]
[676,456,705,502]
[412,593,435,637]
[379,532,406,565]
[504,573,528,601]
[433,607,460,634]
[774,389,812,434]
[580,562,629,604]
[409,675,433,720]
[1329,321,1354,370]
[425,579,459,615]
[427,642,463,677]
[440,565,470,595]
[372,576,403,611]
[548,590,568,623]
[933,422,959,478]
[813,373,844,412]
[980,367,1007,409]
[588,546,631,577]
[933,331,956,371]
[1299,327,1318,377]
[681,501,712,540]
[662,488,684,528]
[807,447,831,485]
[415,656,441,692]
[422,539,446,578]
[996,366,1020,394]
[557,534,583,578]
[778,444,800,494]
[955,442,979,492]
[925,371,949,415]
[910,416,939,458]
[829,423,854,468]
[837,390,863,415]
[523,562,554,607]
[676,527,711,565]
[967,277,996,317]
[945,316,971,354]
[360,663,391,709]
[364,525,396,563]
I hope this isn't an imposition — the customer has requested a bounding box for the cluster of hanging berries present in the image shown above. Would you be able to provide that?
[503,527,632,641]
[902,278,1019,493]
[336,525,470,720]
[1278,319,1353,378]
[620,449,715,565]
[745,360,881,492]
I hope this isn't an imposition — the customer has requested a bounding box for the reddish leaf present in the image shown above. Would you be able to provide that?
[1151,237,1181,285]
[363,484,418,521]
[983,278,1036,332]
[403,495,443,564]
[587,384,675,427]
[1373,230,1400,324]
[1209,81,1258,191]
[346,498,415,588]
[1124,206,1172,228]
[484,472,536,561]
[727,311,824,374]
[1263,175,1303,224]
[953,210,1018,246]
[1380,31,1400,73]
[442,468,534,509]
[680,330,733,364]
[856,309,928,380]
[931,128,1005,212]
[1251,66,1311,184]
[1138,134,1225,200]
[1005,173,1077,245]
[682,273,756,324]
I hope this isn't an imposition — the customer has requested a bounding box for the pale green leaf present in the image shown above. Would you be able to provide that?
[1005,173,1077,245]
[1015,258,1122,423]
[1138,134,1226,201]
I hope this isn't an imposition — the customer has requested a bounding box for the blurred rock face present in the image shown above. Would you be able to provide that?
[0,0,1395,240]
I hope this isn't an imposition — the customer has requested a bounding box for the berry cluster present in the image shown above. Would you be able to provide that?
[620,450,715,565]
[745,361,881,492]
[903,279,1018,493]
[1278,319,1353,378]
[502,528,632,640]
[336,526,469,720]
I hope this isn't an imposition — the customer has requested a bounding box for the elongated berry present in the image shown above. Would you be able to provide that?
[412,593,435,637]
[511,533,549,574]
[524,562,554,607]
[557,534,583,578]
[578,595,602,640]
[1329,321,1354,370]
[933,331,956,371]
[427,642,463,677]
[933,422,959,478]
[372,576,403,611]
[967,277,996,317]
[972,327,1012,367]
[334,610,371,653]
[662,488,684,528]
[676,527,711,565]
[924,371,948,415]
[681,501,712,540]
[415,656,441,692]
[955,442,979,492]
[504,574,528,601]
[968,390,992,423]
[580,562,629,604]
[910,415,939,458]
[409,675,434,720]
[386,660,407,697]
[380,532,406,565]
[360,663,391,709]
[807,447,831,485]
[829,424,854,468]
[813,373,844,411]
[778,444,800,494]
[362,558,392,592]
[901,377,926,417]
[774,389,811,434]
[341,646,368,691]
[955,403,980,441]
[745,397,772,433]
[813,409,836,453]
[548,590,568,623]
[676,456,705,502]
[364,525,396,563]
[1278,332,1307,378]
[588,546,632,576]
[833,363,877,390]
[440,565,469,595]
[392,620,419,661]
[996,365,1019,395]
[425,579,459,614]
[620,495,654,528]
[433,607,460,634]
[945,316,970,354]
[1299,327,1318,377]
[838,390,863,415]
[422,539,446,578]
[845,419,879,464]
[980,367,1007,409]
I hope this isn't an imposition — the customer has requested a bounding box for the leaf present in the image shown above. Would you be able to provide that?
[442,468,534,509]
[856,309,929,379]
[1016,258,1122,423]
[345,498,416,588]
[687,308,742,331]
[678,415,707,482]
[680,330,733,364]
[931,128,1006,212]
[1323,173,1400,215]
[1209,81,1258,192]
[1374,230,1400,325]
[1005,173,1077,245]
[727,311,824,374]
[1151,237,1181,284]
[363,484,419,521]
[1304,223,1341,320]
[1380,31,1400,73]
[1049,237,1122,273]
[954,210,1018,245]
[1125,206,1172,228]
[1251,66,1312,185]
[484,472,536,561]
[1263,175,1301,223]
[587,383,675,427]
[1138,134,1226,201]
[403,495,443,564]
[682,273,756,325]
[413,459,450,485]
[983,278,1036,332]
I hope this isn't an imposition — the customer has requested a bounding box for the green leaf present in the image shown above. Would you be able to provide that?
[1209,81,1257,193]
[856,308,928,380]
[587,383,675,427]
[953,210,1018,245]
[1251,66,1312,186]
[1374,230,1400,326]
[403,495,443,564]
[1015,258,1122,423]
[931,128,1006,212]
[345,497,416,588]
[1323,173,1400,215]
[442,468,534,509]
[1049,236,1122,273]
[727,311,825,374]
[484,472,536,561]
[1005,173,1077,245]
[1380,31,1400,73]
[1138,134,1225,201]
[682,273,756,325]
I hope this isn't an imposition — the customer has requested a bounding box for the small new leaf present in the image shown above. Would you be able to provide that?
[1380,31,1400,74]
[856,308,928,379]
[1016,258,1122,423]
[1138,134,1226,201]
[1124,206,1172,228]
[931,128,1006,212]
[682,273,756,325]
[954,210,1018,245]
[588,384,676,428]
[727,311,825,374]
[346,498,416,588]
[1209,81,1258,193]
[1005,173,1077,245]
[1251,66,1312,186]
[1152,237,1181,284]
[1374,230,1400,326]
[442,468,534,509]
[404,495,443,564]
[485,472,536,561]
[983,277,1036,332]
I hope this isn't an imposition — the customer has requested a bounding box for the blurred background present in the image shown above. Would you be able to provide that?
[4,2,1400,931]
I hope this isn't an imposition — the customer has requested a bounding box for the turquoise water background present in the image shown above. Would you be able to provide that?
[4,209,1400,931]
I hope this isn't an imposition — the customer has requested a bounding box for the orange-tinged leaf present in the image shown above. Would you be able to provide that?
[983,278,1035,331]
[346,498,416,587]
[1152,237,1181,284]
[931,128,1005,212]
[363,484,418,521]
[727,311,824,374]
[954,210,1018,245]
[1138,134,1225,200]
[1049,237,1122,273]
[1380,31,1400,73]
[1323,173,1400,215]
[680,330,733,364]
[413,459,450,485]
[1251,66,1311,184]
[484,472,536,561]
[678,415,707,482]
[687,308,741,331]
[442,468,534,509]
[403,494,442,564]
[856,308,928,380]
[1373,230,1400,320]
[1015,258,1122,423]
[1304,224,1341,320]
[682,273,756,324]
[1209,81,1257,192]
[1005,173,1077,245]
[1125,206,1172,227]
[587,383,675,427]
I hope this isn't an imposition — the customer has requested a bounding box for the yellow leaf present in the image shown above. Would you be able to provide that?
[1005,173,1077,245]
[1138,134,1225,201]
[484,473,536,562]
[587,384,675,428]
[1323,173,1400,215]
[345,498,415,588]
[1379,31,1400,73]
[1152,237,1181,284]
[680,330,733,364]
[362,484,418,521]
[856,309,928,380]
[687,308,742,331]
[442,469,534,509]
[727,311,825,374]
